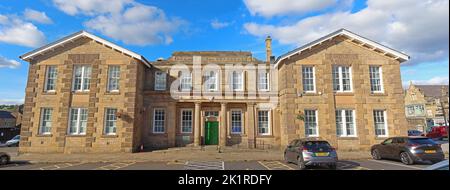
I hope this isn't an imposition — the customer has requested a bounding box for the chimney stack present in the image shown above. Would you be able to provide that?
[265,36,272,63]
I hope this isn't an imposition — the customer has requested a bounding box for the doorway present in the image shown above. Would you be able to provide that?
[205,121,219,145]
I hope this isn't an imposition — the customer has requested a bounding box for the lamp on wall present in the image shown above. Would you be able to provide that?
[116,109,124,118]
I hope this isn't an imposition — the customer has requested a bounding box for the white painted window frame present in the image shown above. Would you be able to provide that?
[68,108,88,135]
[72,65,91,92]
[154,71,167,91]
[374,110,389,137]
[333,65,353,92]
[180,109,193,134]
[336,109,358,137]
[180,72,192,91]
[205,71,218,92]
[369,66,384,93]
[107,66,120,92]
[258,72,270,91]
[153,108,166,133]
[230,109,243,134]
[44,66,57,92]
[304,109,319,137]
[302,66,316,93]
[104,108,117,135]
[231,71,244,91]
[257,109,271,136]
[39,107,53,135]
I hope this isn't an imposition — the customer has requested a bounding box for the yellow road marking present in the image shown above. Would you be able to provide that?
[258,161,295,170]
[94,162,136,170]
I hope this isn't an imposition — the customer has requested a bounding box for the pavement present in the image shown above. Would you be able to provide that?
[0,146,445,170]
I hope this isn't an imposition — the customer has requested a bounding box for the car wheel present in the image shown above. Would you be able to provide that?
[400,152,414,165]
[371,149,381,160]
[0,156,9,165]
[297,157,306,170]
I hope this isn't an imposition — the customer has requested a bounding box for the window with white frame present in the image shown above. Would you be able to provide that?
[68,108,88,135]
[302,66,315,92]
[153,109,165,133]
[369,66,383,93]
[332,66,352,92]
[180,72,192,91]
[39,108,53,134]
[304,110,318,137]
[181,109,193,133]
[104,108,117,135]
[44,66,57,92]
[205,71,218,91]
[336,110,356,137]
[154,71,166,91]
[232,71,244,91]
[374,110,388,137]
[258,110,270,135]
[107,66,120,92]
[231,110,242,134]
[258,72,269,91]
[72,65,92,92]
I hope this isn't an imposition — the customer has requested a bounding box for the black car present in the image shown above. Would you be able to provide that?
[371,137,445,165]
[0,152,10,165]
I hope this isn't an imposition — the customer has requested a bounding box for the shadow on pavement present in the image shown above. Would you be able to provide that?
[0,160,32,169]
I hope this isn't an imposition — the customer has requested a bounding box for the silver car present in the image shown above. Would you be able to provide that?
[284,138,338,170]
[5,135,20,147]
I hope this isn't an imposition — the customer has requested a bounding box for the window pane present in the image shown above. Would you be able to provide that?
[40,108,53,134]
[258,111,269,135]
[73,66,82,91]
[258,72,268,90]
[232,71,243,90]
[108,66,120,92]
[332,66,340,91]
[83,66,92,91]
[69,108,79,134]
[105,108,117,134]
[181,110,192,133]
[345,110,355,136]
[180,73,192,91]
[302,67,315,92]
[336,110,343,136]
[342,67,351,91]
[370,66,382,92]
[153,109,165,133]
[305,110,317,136]
[231,110,242,133]
[45,66,57,91]
[374,110,387,136]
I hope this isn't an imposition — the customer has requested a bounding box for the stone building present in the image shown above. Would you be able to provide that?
[404,83,449,132]
[18,29,409,153]
[0,110,19,143]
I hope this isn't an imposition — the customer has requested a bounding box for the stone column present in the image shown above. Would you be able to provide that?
[194,102,201,146]
[246,103,256,148]
[220,102,227,146]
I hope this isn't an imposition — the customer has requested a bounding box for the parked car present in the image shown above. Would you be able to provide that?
[408,130,424,137]
[5,135,20,147]
[0,152,10,165]
[284,138,338,170]
[423,160,449,170]
[371,137,445,165]
[426,126,449,140]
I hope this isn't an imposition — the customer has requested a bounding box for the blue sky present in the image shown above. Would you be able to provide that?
[0,0,448,104]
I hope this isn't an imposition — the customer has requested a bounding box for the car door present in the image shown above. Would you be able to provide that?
[378,138,394,158]
[285,140,298,162]
[391,137,407,159]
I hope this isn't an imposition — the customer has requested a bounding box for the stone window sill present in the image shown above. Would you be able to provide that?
[101,135,118,138]
[72,91,90,95]
[36,134,53,137]
[337,137,359,140]
[230,134,247,137]
[256,135,274,138]
[105,92,121,95]
[369,93,387,96]
[334,92,354,96]
[42,91,57,95]
[66,135,87,137]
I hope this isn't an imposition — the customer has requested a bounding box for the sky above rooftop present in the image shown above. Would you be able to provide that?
[0,0,448,104]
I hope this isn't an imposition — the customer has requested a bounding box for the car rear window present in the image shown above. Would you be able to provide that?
[303,141,331,149]
[408,138,436,144]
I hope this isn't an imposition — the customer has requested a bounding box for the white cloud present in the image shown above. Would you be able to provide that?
[0,14,46,47]
[0,56,20,69]
[24,9,53,24]
[53,0,184,45]
[53,0,133,16]
[403,76,449,87]
[244,0,449,65]
[211,19,231,29]
[243,0,338,17]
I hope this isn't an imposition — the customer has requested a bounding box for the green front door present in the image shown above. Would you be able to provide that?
[205,121,219,145]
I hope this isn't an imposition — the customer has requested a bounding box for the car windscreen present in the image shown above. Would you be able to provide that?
[303,141,331,151]
[408,138,436,144]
